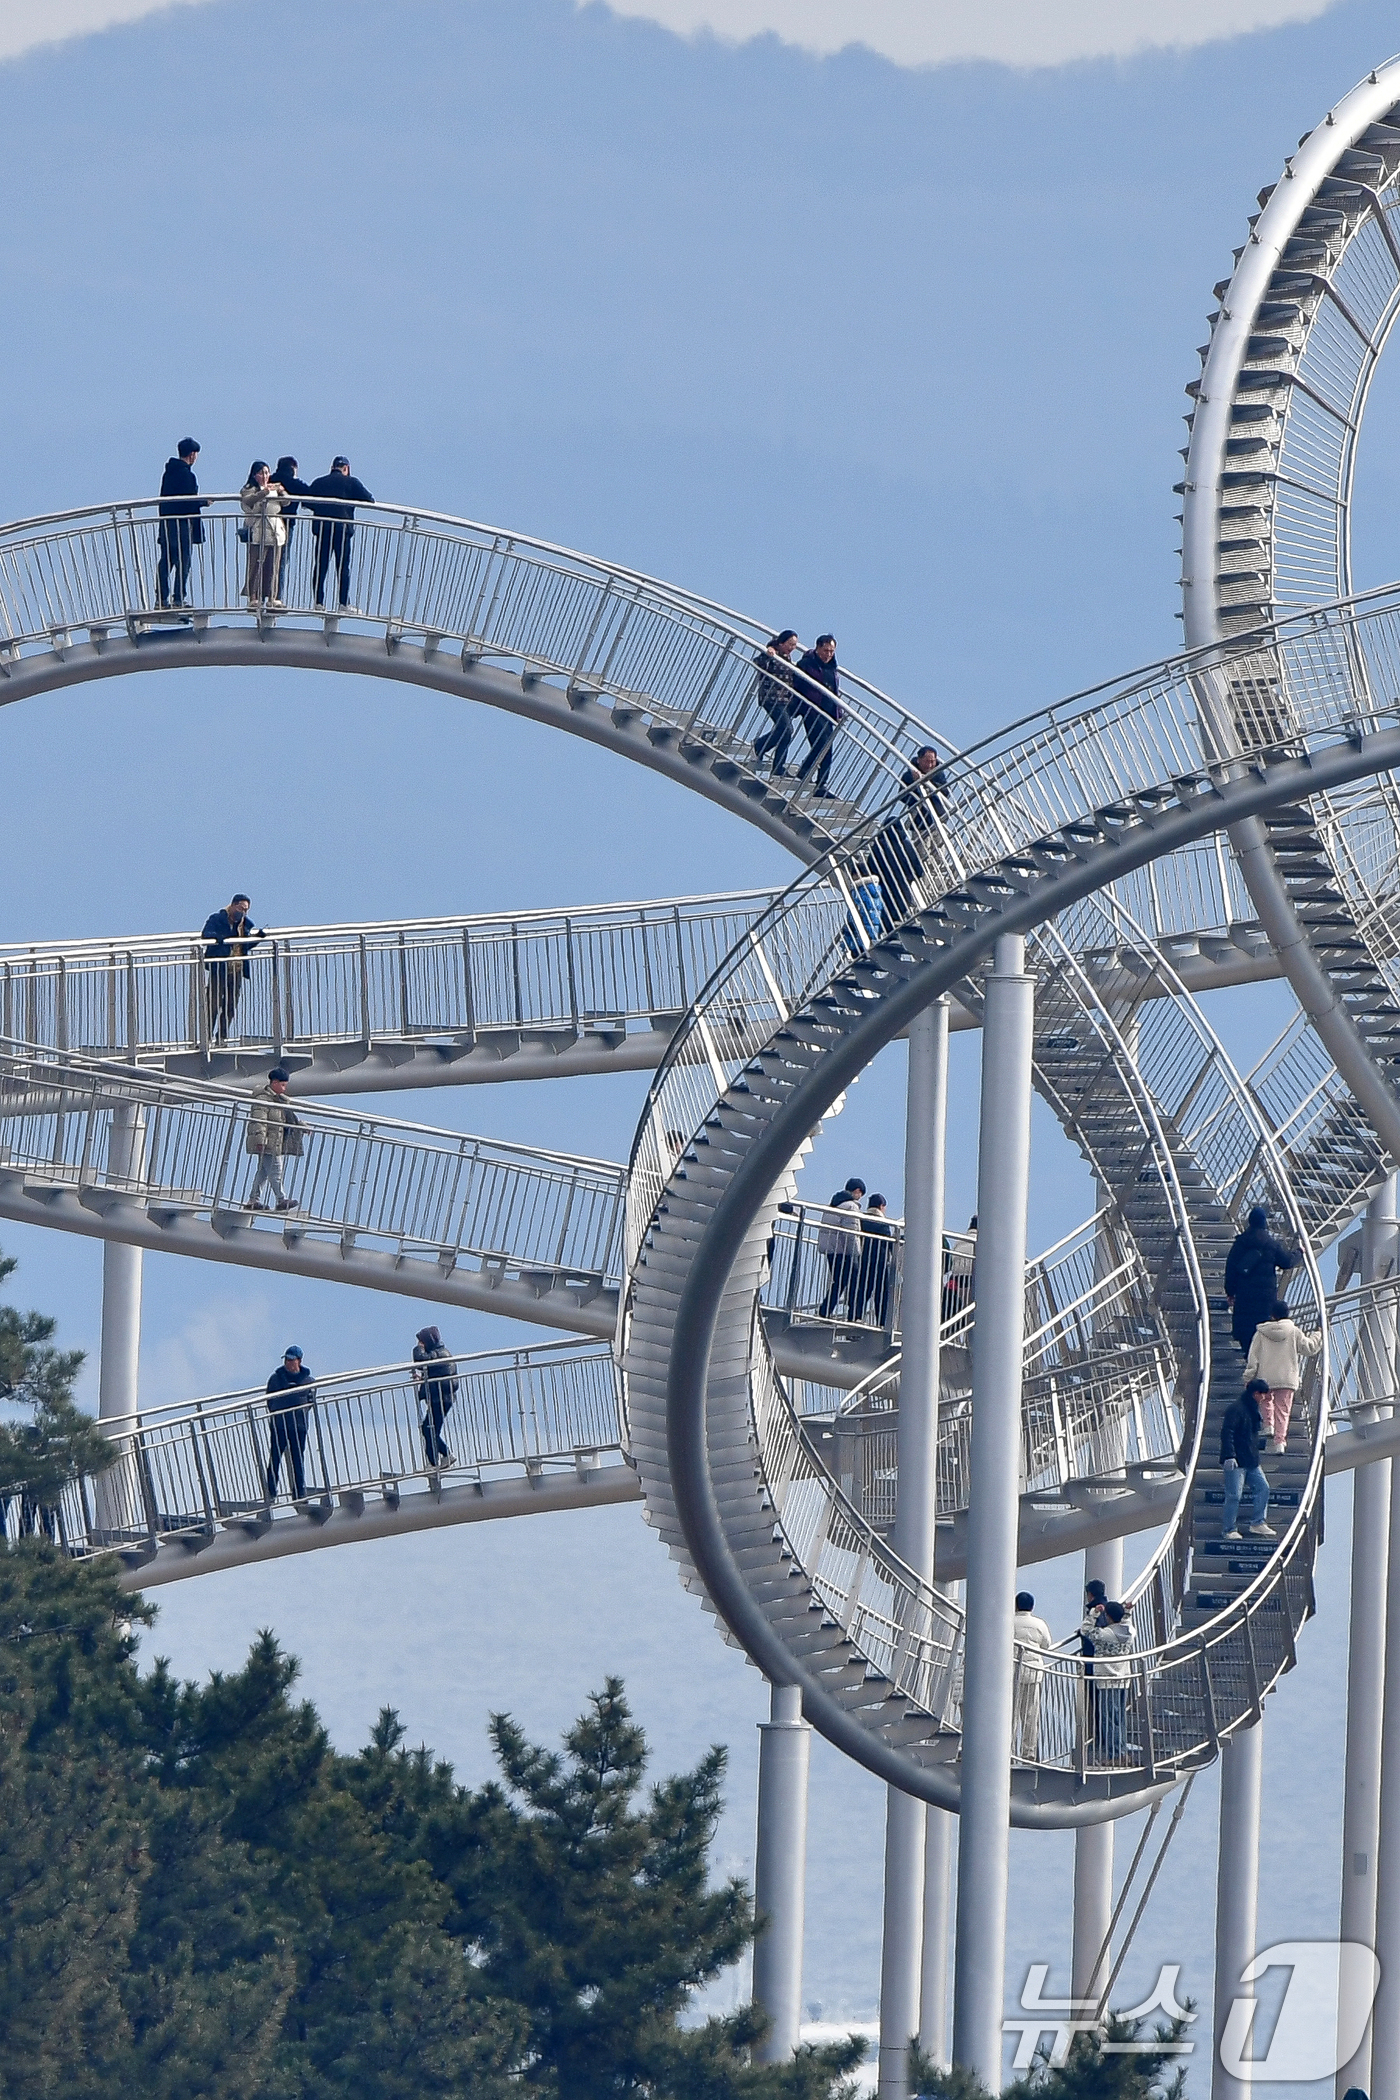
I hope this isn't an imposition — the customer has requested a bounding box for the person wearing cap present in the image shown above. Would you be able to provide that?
[245,1067,303,1211]
[1224,1203,1303,1356]
[156,438,207,608]
[307,455,375,611]
[265,1346,314,1500]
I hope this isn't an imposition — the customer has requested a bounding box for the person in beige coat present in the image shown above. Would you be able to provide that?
[240,461,290,606]
[1243,1296,1322,1452]
[245,1067,303,1211]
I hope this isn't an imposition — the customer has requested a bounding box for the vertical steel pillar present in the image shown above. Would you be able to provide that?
[1350,1175,1399,2097]
[878,1001,950,2100]
[1072,1536,1124,2008]
[1212,1722,1263,2100]
[98,1101,144,1423]
[752,1680,812,2062]
[919,1804,954,2067]
[1369,1438,1400,2100]
[952,935,1034,2083]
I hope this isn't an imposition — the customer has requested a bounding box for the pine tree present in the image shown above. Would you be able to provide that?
[0,1245,113,1524]
[909,2010,1193,2099]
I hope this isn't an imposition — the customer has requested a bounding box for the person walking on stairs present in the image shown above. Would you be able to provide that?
[793,635,844,796]
[1219,1378,1275,1542]
[245,1067,303,1211]
[1244,1297,1321,1454]
[751,629,800,775]
[1224,1203,1303,1355]
[413,1325,458,1468]
[265,1345,313,1500]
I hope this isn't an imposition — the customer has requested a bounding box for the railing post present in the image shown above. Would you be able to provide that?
[564,918,579,1034]
[270,941,284,1059]
[358,932,371,1048]
[461,928,477,1044]
[953,938,1033,2084]
[511,923,524,1029]
[125,952,139,1061]
[397,929,411,1035]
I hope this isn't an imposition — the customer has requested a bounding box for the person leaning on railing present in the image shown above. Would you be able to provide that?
[202,892,265,1041]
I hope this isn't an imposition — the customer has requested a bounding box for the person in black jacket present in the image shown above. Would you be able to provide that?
[1224,1205,1303,1355]
[272,455,313,597]
[307,455,375,609]
[265,1345,314,1500]
[855,1194,896,1327]
[751,629,800,775]
[156,438,206,608]
[412,1325,459,1467]
[871,746,948,933]
[1219,1378,1275,1540]
[793,635,844,796]
[201,892,265,1040]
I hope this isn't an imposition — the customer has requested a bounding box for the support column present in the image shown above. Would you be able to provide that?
[1072,1536,1124,2009]
[879,999,950,2100]
[1336,1176,1397,2097]
[919,1804,954,2068]
[952,935,1034,2084]
[752,1680,812,2062]
[98,1103,145,1423]
[1212,1722,1263,2100]
[1369,1436,1400,2100]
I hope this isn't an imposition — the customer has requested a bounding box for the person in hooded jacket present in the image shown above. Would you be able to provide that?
[412,1325,459,1467]
[271,455,312,595]
[1244,1296,1322,1453]
[157,439,206,607]
[1224,1204,1303,1355]
[1219,1378,1275,1541]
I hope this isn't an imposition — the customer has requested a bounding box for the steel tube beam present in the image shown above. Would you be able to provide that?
[752,1681,812,2062]
[1212,1723,1263,2100]
[878,1002,950,2100]
[952,935,1034,2080]
[1369,1421,1400,2100]
[98,1101,144,1423]
[1337,1177,1397,2095]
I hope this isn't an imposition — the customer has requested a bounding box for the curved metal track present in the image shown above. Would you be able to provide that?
[626,587,1400,1826]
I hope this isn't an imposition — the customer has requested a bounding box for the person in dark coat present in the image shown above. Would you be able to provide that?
[272,455,313,595]
[412,1324,459,1467]
[751,629,801,775]
[156,438,206,608]
[1224,1204,1303,1355]
[871,746,949,933]
[793,635,844,796]
[265,1345,314,1500]
[307,455,375,609]
[855,1194,896,1327]
[201,893,265,1040]
[1219,1378,1274,1540]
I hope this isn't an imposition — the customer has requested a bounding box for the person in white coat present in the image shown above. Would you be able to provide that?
[240,461,291,607]
[1243,1295,1322,1453]
[1013,1590,1054,1760]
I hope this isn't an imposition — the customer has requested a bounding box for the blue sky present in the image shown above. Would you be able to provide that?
[2,0,1397,2081]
